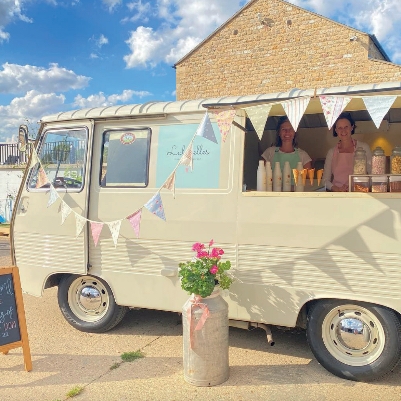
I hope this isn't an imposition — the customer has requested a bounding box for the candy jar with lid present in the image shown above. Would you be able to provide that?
[353,147,367,175]
[371,146,386,175]
[391,146,401,174]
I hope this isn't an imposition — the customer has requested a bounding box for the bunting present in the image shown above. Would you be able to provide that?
[162,172,176,198]
[36,167,49,188]
[90,222,104,247]
[47,185,59,208]
[75,214,87,237]
[244,104,272,140]
[127,210,142,238]
[144,192,166,221]
[362,96,396,129]
[29,149,40,169]
[179,143,193,170]
[208,109,236,142]
[195,113,217,144]
[319,96,351,130]
[61,201,72,225]
[107,220,122,247]
[282,97,311,131]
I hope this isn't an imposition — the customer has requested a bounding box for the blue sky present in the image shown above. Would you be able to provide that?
[1,0,401,141]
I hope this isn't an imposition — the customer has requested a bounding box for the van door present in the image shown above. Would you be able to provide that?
[12,121,92,296]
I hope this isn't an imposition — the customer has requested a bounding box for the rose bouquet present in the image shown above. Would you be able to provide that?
[179,240,233,298]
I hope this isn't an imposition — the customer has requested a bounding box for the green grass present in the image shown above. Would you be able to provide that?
[110,362,122,370]
[66,386,84,398]
[120,350,145,362]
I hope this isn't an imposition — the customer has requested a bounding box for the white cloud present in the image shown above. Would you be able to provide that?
[102,0,122,12]
[123,0,152,22]
[0,63,90,94]
[0,0,32,43]
[97,34,109,48]
[73,89,152,108]
[124,0,251,68]
[0,90,66,138]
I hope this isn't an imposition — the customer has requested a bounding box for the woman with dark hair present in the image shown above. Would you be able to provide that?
[323,112,372,192]
[261,116,312,171]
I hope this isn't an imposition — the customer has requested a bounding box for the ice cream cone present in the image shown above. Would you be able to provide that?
[317,169,323,186]
[292,169,299,185]
[302,169,307,186]
[308,168,315,185]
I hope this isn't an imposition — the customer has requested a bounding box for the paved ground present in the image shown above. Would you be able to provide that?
[1,237,401,401]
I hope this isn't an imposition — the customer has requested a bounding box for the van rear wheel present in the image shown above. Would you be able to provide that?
[58,274,128,333]
[307,300,401,381]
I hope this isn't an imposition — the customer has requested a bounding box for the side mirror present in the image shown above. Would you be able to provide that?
[18,125,29,152]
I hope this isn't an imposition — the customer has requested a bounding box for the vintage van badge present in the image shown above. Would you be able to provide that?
[120,132,136,145]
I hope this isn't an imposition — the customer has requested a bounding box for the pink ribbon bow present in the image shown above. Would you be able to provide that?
[188,295,210,349]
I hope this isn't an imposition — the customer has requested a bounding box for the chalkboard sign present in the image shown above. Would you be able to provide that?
[0,273,21,346]
[0,267,32,371]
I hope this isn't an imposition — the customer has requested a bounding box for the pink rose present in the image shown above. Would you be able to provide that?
[210,248,220,258]
[209,265,218,274]
[209,239,214,247]
[197,250,209,258]
[192,242,204,252]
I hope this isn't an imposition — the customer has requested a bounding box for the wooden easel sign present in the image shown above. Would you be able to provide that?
[0,266,32,371]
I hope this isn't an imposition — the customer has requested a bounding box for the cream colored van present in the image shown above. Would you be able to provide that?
[11,81,401,381]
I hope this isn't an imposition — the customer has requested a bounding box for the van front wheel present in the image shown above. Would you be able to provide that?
[307,300,401,381]
[58,274,128,333]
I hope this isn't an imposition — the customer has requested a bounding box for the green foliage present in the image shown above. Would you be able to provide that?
[121,350,145,362]
[66,386,84,398]
[110,362,122,370]
[179,241,233,298]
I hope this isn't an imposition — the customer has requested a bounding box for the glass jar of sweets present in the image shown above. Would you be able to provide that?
[371,146,386,175]
[353,147,367,175]
[391,146,401,174]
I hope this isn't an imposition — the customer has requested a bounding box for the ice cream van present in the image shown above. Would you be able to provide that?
[11,81,401,381]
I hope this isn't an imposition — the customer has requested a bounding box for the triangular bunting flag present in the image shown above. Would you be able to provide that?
[29,149,40,169]
[179,143,193,170]
[195,113,217,144]
[61,201,72,225]
[162,172,176,198]
[90,221,104,247]
[363,96,396,129]
[75,214,87,237]
[244,104,272,140]
[47,185,59,208]
[107,220,122,248]
[36,167,49,188]
[144,192,166,221]
[208,109,236,142]
[319,96,351,130]
[127,210,142,238]
[282,97,310,131]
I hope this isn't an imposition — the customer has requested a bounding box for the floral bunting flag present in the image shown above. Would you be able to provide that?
[362,96,396,128]
[244,104,272,140]
[282,97,311,131]
[162,171,176,198]
[127,209,142,238]
[208,109,236,142]
[90,222,104,247]
[179,143,193,170]
[144,192,166,221]
[36,167,49,188]
[47,185,59,208]
[320,96,352,130]
[107,220,122,247]
[75,214,87,237]
[60,201,72,225]
[195,113,217,144]
[29,149,40,169]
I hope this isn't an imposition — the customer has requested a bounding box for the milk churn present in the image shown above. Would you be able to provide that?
[182,287,229,386]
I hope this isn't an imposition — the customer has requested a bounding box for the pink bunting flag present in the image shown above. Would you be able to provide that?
[162,172,176,198]
[36,167,49,188]
[127,209,142,238]
[179,143,193,170]
[90,222,104,247]
[144,192,166,221]
[319,96,351,130]
[282,97,310,131]
[208,109,236,142]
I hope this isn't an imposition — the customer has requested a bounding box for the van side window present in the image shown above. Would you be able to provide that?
[28,128,87,191]
[100,129,151,187]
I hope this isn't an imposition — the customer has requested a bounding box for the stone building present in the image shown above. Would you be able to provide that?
[174,0,401,100]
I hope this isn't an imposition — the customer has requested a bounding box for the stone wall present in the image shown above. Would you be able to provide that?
[175,0,401,100]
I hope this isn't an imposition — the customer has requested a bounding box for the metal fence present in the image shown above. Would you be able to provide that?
[0,143,29,165]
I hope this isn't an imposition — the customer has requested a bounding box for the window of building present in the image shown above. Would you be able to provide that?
[100,129,151,187]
